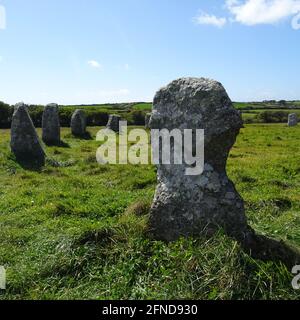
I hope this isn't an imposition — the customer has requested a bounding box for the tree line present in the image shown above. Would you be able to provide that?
[0,101,147,129]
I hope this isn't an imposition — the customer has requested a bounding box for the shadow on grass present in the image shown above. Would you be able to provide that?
[72,131,93,140]
[44,140,70,148]
[14,157,44,172]
[148,222,300,269]
[238,227,300,269]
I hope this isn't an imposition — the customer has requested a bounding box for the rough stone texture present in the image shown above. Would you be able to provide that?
[42,103,60,145]
[11,103,45,167]
[149,77,249,242]
[106,114,121,132]
[288,113,298,127]
[145,113,152,129]
[71,109,86,136]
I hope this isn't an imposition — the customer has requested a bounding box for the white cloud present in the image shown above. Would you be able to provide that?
[194,12,227,28]
[88,60,102,69]
[0,56,3,63]
[0,5,6,30]
[195,1,300,30]
[124,63,130,70]
[226,0,300,26]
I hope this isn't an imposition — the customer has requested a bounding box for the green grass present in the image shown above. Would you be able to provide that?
[131,103,152,111]
[243,109,300,114]
[0,124,300,300]
[61,102,153,113]
[233,101,300,110]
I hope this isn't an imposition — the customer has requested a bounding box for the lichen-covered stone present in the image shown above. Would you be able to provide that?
[145,113,151,129]
[42,103,60,145]
[71,109,86,136]
[106,115,121,132]
[288,113,298,127]
[149,77,249,241]
[11,103,45,167]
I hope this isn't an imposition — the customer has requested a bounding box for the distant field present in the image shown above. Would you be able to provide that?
[243,109,300,113]
[0,124,299,299]
[131,103,152,111]
[233,102,300,110]
[62,103,152,112]
[1,101,300,129]
[60,101,300,111]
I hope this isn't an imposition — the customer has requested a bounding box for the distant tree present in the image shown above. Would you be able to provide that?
[263,100,275,104]
[257,111,289,123]
[131,110,146,125]
[86,111,109,126]
[0,101,13,128]
[278,100,287,106]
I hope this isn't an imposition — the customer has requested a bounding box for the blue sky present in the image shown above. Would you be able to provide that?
[0,0,300,105]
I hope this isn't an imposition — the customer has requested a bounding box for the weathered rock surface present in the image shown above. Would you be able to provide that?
[288,113,298,127]
[11,103,45,167]
[71,109,86,136]
[145,113,151,129]
[42,103,60,145]
[149,77,249,241]
[106,115,121,132]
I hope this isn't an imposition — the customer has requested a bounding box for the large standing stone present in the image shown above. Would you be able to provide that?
[149,77,249,242]
[106,114,121,132]
[71,109,86,136]
[42,103,60,145]
[11,103,45,167]
[288,113,298,127]
[145,113,151,129]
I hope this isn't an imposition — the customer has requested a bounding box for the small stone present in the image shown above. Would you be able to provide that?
[106,115,121,132]
[71,109,86,136]
[11,103,45,167]
[42,103,60,145]
[288,113,298,127]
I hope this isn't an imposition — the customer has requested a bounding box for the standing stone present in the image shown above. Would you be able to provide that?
[288,113,298,127]
[11,103,45,167]
[145,113,151,129]
[42,103,60,145]
[71,109,86,136]
[106,114,121,132]
[149,77,249,242]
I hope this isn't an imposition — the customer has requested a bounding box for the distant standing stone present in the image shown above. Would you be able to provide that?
[149,77,249,242]
[145,113,151,129]
[71,109,86,136]
[106,115,121,132]
[42,103,60,145]
[11,103,45,167]
[288,113,298,127]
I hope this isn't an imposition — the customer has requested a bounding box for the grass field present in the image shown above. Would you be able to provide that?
[0,124,300,300]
